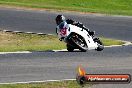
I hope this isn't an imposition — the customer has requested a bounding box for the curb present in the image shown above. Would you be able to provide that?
[2,30,53,35]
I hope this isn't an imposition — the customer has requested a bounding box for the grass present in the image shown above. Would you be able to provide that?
[0,80,91,88]
[0,0,132,15]
[100,37,124,46]
[0,31,124,52]
[0,31,65,52]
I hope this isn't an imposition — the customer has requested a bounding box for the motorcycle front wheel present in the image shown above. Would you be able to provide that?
[67,44,74,52]
[71,33,88,52]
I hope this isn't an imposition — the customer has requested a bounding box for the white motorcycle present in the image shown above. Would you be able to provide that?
[56,21,104,52]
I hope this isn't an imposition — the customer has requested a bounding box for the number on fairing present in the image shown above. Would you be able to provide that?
[60,27,67,36]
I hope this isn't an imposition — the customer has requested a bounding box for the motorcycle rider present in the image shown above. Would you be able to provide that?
[55,15,95,36]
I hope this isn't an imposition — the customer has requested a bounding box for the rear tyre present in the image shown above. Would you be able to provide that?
[67,44,74,52]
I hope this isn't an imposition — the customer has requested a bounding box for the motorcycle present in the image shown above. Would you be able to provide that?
[56,21,104,52]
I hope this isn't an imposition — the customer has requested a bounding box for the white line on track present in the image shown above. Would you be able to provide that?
[0,51,32,54]
[0,79,76,84]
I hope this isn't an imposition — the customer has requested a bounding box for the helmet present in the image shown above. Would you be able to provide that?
[55,15,66,25]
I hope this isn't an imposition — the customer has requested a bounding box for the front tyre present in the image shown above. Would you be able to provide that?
[67,44,74,52]
[71,33,88,52]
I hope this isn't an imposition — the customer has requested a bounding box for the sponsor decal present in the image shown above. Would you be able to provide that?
[76,66,131,85]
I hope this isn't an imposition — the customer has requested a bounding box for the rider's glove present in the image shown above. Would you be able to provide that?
[59,37,64,41]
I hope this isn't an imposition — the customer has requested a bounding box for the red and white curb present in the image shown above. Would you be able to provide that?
[0,79,75,84]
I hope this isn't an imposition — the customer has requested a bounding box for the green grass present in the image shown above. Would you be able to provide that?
[100,37,124,46]
[0,80,91,88]
[0,0,132,15]
[0,31,66,52]
[0,31,124,52]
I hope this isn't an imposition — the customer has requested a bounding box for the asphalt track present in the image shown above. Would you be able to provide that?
[0,7,132,41]
[0,7,132,88]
